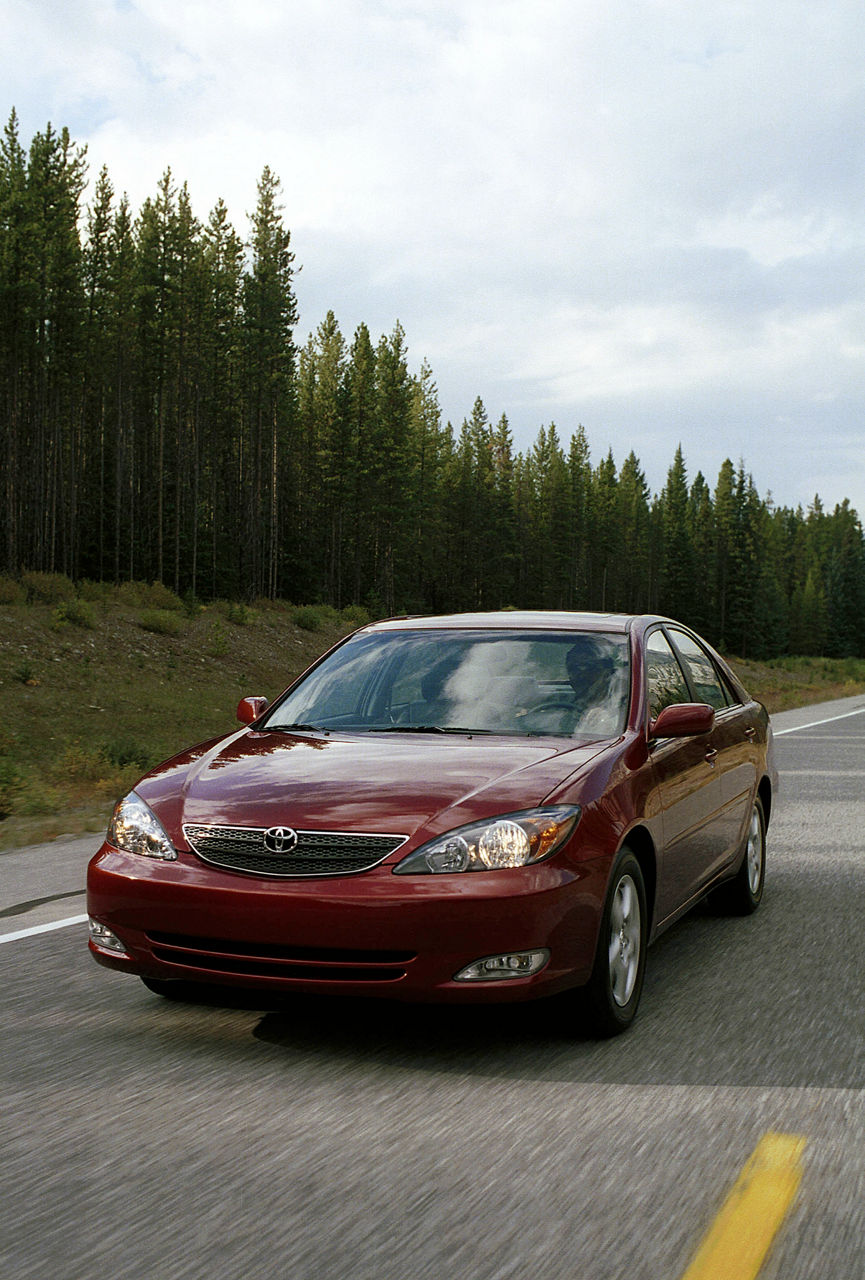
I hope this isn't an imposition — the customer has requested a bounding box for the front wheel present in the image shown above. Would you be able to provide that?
[582,849,648,1037]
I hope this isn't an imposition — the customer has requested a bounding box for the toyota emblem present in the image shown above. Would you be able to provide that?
[263,826,298,853]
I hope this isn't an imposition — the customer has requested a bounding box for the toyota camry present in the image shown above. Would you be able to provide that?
[87,611,776,1035]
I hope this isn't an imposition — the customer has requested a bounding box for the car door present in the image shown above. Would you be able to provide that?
[645,628,727,923]
[666,628,757,871]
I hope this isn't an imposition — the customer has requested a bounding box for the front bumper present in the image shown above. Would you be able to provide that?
[87,843,611,1003]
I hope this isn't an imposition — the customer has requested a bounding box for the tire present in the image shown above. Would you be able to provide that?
[712,797,766,916]
[582,849,648,1037]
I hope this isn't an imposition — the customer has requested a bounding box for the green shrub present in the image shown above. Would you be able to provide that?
[12,659,37,685]
[340,604,371,628]
[226,601,253,626]
[207,620,229,656]
[77,579,114,603]
[253,595,292,612]
[181,591,203,618]
[51,599,97,630]
[118,580,185,611]
[0,575,25,604]
[0,730,24,819]
[137,609,184,636]
[0,757,23,819]
[292,605,328,632]
[100,737,152,770]
[20,571,76,604]
[117,580,149,608]
[53,742,111,785]
[144,581,185,611]
[212,599,254,625]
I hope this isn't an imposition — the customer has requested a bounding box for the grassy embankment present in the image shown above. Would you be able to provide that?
[0,576,365,849]
[1,573,864,850]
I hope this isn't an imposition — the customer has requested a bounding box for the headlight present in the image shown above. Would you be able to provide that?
[393,805,580,874]
[108,792,177,861]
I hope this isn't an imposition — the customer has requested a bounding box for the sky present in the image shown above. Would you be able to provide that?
[5,0,865,517]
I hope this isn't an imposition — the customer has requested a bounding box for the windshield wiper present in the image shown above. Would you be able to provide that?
[367,725,493,735]
[263,722,326,733]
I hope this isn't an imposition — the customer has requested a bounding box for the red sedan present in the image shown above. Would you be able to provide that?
[87,611,775,1035]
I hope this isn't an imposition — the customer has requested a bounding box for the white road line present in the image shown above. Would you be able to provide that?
[774,706,865,736]
[0,914,88,946]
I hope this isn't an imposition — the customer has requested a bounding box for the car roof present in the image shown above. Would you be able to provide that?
[362,611,640,634]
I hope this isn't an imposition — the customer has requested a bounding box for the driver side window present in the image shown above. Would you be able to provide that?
[646,631,690,720]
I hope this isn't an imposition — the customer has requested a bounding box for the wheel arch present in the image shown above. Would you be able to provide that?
[620,824,657,932]
[758,775,772,827]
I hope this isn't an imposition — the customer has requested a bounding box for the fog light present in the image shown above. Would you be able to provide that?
[88,918,131,957]
[454,949,550,982]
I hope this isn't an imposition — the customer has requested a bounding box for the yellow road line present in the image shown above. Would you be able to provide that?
[680,1132,807,1280]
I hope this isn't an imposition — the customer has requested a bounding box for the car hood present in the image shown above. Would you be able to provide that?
[135,728,608,849]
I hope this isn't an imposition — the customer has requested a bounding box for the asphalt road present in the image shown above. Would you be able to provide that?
[2,695,864,1279]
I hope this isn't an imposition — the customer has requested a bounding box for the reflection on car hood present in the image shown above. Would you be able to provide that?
[135,728,608,847]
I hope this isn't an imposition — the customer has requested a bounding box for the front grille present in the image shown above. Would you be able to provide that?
[183,823,407,878]
[146,931,415,983]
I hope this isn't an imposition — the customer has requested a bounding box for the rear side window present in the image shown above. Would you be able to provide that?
[668,630,730,710]
[646,631,690,719]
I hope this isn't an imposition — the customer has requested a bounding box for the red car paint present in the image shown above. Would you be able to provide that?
[87,612,775,1018]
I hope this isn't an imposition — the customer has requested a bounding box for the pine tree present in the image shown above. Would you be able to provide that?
[406,360,449,610]
[590,449,620,611]
[617,450,652,613]
[371,322,412,612]
[713,458,737,646]
[686,472,715,638]
[81,164,115,578]
[658,445,694,622]
[107,194,138,582]
[565,426,592,608]
[242,166,297,598]
[135,170,180,584]
[0,109,28,573]
[824,501,865,657]
[488,412,518,607]
[200,198,244,597]
[295,310,349,602]
[13,121,87,574]
[344,322,378,605]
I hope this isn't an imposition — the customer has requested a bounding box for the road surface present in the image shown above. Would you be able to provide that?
[2,695,864,1278]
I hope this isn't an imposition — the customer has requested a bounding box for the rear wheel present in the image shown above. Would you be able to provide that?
[712,797,766,915]
[582,849,647,1037]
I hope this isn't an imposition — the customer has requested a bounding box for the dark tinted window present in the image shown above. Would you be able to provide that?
[668,630,729,710]
[646,631,690,719]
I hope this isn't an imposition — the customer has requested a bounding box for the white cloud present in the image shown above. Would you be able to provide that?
[3,0,865,516]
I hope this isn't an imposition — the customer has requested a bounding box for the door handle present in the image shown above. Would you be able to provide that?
[744,726,756,740]
[705,748,718,765]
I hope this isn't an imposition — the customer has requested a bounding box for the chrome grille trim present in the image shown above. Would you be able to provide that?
[182,823,408,878]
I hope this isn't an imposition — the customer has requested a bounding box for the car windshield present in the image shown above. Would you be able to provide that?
[262,629,631,739]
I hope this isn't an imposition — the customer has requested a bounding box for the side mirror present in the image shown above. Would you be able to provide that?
[237,696,268,725]
[650,702,715,740]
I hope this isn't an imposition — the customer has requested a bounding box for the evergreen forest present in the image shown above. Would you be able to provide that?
[2,110,864,658]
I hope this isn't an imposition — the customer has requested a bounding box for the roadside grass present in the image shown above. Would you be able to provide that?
[0,585,863,849]
[0,588,367,848]
[727,654,865,713]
